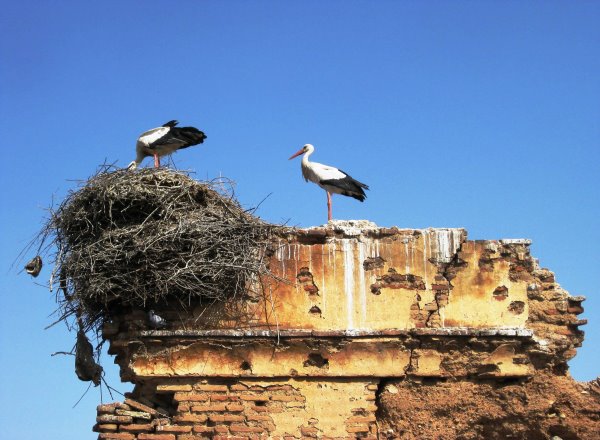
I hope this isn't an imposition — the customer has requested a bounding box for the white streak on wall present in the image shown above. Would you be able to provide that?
[294,244,298,295]
[422,233,428,285]
[431,229,464,263]
[342,239,355,329]
[404,240,410,273]
[358,241,367,326]
[331,241,337,298]
[321,244,326,314]
[410,239,415,273]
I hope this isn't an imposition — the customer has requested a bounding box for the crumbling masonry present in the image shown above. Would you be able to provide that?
[95,221,594,439]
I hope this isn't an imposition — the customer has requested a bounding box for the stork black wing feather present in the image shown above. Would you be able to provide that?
[320,174,369,202]
[174,127,207,148]
[335,169,369,190]
[162,120,179,128]
[150,127,207,148]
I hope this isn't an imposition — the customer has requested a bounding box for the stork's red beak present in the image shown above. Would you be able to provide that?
[289,148,304,160]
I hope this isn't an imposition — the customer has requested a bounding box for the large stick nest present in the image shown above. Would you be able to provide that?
[39,166,281,333]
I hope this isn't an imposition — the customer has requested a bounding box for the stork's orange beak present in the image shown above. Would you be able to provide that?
[288,148,304,160]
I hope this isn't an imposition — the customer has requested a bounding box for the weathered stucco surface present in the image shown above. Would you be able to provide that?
[98,222,593,439]
[261,223,529,330]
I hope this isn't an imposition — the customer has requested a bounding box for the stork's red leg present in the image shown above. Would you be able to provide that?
[327,191,332,221]
[154,153,160,168]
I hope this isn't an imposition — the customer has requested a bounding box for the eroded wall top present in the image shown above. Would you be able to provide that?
[259,221,530,331]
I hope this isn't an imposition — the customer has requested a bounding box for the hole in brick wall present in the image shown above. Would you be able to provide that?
[240,360,252,371]
[254,400,267,406]
[508,301,525,314]
[303,353,329,369]
[363,256,386,271]
[309,305,322,315]
[493,285,509,301]
[371,285,381,295]
[421,377,448,385]
[297,267,320,296]
[297,267,313,283]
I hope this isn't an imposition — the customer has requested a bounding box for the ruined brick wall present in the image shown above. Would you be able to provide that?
[96,380,378,439]
[97,221,592,439]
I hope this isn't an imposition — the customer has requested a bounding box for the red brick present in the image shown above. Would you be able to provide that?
[120,423,153,432]
[247,414,273,422]
[179,435,211,440]
[214,425,230,433]
[137,434,176,440]
[98,434,135,440]
[555,327,577,336]
[210,393,237,401]
[366,384,379,391]
[226,403,245,412]
[94,423,118,432]
[156,384,192,393]
[240,394,270,401]
[194,384,229,392]
[304,284,318,293]
[174,392,209,402]
[264,422,277,432]
[214,437,249,440]
[568,306,584,314]
[544,308,560,315]
[346,424,370,433]
[192,426,215,433]
[116,409,152,419]
[191,403,227,412]
[124,398,159,415]
[155,425,193,433]
[230,384,249,391]
[265,385,294,391]
[301,426,319,436]
[347,415,376,423]
[230,424,265,433]
[97,403,129,414]
[248,385,267,392]
[96,415,133,424]
[209,414,246,423]
[172,413,208,423]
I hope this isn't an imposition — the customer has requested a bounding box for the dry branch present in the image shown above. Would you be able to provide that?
[36,165,282,335]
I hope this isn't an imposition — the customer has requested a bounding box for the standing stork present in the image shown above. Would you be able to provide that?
[289,144,369,221]
[127,120,207,170]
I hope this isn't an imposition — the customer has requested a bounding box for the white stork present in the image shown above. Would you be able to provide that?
[127,120,207,169]
[289,144,369,221]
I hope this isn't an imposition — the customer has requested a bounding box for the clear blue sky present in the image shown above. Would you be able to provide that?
[1,1,598,438]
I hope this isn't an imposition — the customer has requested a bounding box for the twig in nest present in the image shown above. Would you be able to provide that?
[31,164,285,343]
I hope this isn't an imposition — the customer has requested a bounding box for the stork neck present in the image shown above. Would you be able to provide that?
[302,148,313,166]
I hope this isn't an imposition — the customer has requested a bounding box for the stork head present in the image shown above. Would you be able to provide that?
[289,144,314,160]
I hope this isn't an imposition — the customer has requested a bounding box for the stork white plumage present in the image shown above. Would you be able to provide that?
[127,120,207,170]
[289,144,369,221]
